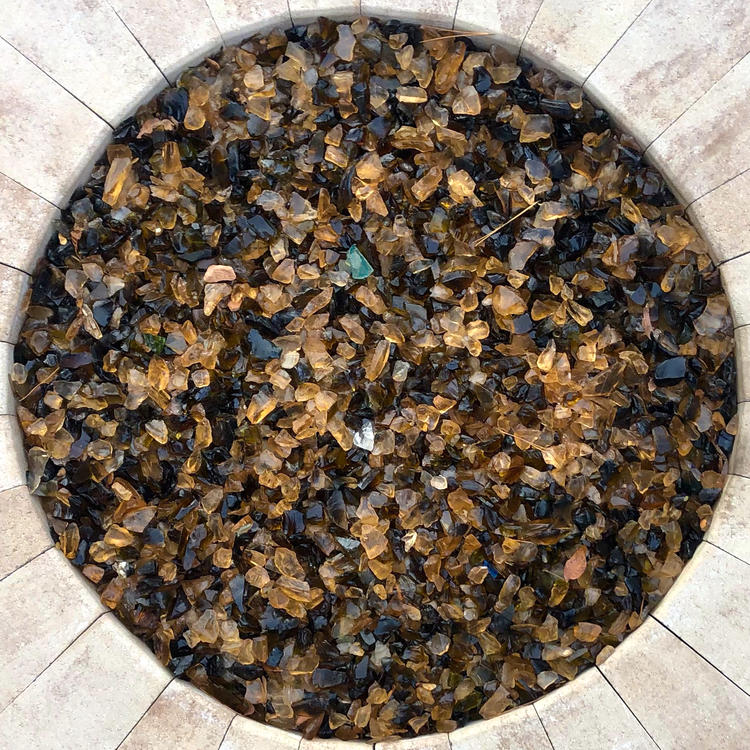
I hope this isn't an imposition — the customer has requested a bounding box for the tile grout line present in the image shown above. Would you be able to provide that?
[0,609,109,716]
[581,0,655,87]
[687,164,750,210]
[703,538,750,568]
[650,613,750,700]
[531,703,555,750]
[114,676,175,749]
[106,1,172,87]
[0,169,63,211]
[0,35,115,130]
[595,665,663,749]
[517,0,545,60]
[0,543,53,583]
[202,0,227,47]
[643,47,750,156]
[217,713,236,749]
[450,0,459,31]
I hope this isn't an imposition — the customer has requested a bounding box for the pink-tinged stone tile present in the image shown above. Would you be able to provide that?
[600,616,750,750]
[719,251,750,327]
[0,485,51,580]
[0,548,104,709]
[362,0,456,28]
[219,715,301,750]
[0,415,26,492]
[522,0,651,85]
[707,473,750,564]
[0,0,166,125]
[290,0,361,24]
[0,263,30,344]
[109,0,224,83]
[0,38,111,207]
[450,703,552,750]
[736,324,750,403]
[586,0,750,147]
[376,734,450,750]
[454,0,544,55]
[204,0,293,46]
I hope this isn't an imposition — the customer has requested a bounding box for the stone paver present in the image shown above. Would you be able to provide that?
[0,172,59,274]
[0,485,51,581]
[362,0,457,27]
[0,614,170,749]
[219,715,301,750]
[450,704,551,750]
[0,38,112,207]
[600,616,750,750]
[688,169,750,264]
[707,473,750,564]
[453,0,543,55]
[720,251,750,327]
[653,542,750,694]
[300,739,372,749]
[522,0,650,85]
[109,0,223,83]
[119,678,234,750]
[0,263,30,344]
[736,324,750,403]
[534,666,657,750]
[290,0,361,23]
[0,415,26,492]
[0,548,104,709]
[647,53,750,205]
[586,0,750,146]
[728,402,750,478]
[0,342,15,415]
[0,0,165,125]
[204,0,292,45]
[376,734,450,750]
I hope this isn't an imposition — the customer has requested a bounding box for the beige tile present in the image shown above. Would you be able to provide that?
[0,0,165,126]
[0,415,26,492]
[220,715,301,750]
[736,324,750,403]
[600,616,750,750]
[720,252,750,327]
[728,402,750,478]
[289,0,361,24]
[450,704,552,750]
[376,734,450,750]
[119,678,234,750]
[454,0,543,54]
[0,485,51,580]
[0,38,111,207]
[0,172,58,273]
[362,0,456,27]
[301,739,372,749]
[534,666,656,750]
[0,613,169,749]
[653,542,750,693]
[586,0,750,147]
[0,548,104,709]
[204,0,292,46]
[522,0,650,85]
[0,263,30,344]
[109,0,223,83]
[647,54,750,205]
[707,474,750,564]
[0,341,16,415]
[688,169,750,264]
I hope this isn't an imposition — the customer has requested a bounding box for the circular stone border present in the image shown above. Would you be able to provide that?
[0,4,749,750]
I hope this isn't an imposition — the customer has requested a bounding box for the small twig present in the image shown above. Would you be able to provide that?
[19,366,60,403]
[471,201,539,247]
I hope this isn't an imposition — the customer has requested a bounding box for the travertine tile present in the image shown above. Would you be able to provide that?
[521,0,650,85]
[219,715,301,750]
[600,616,750,750]
[720,252,750,327]
[647,54,750,204]
[707,473,750,565]
[109,0,224,83]
[0,614,169,749]
[0,263,30,344]
[450,703,552,750]
[736,324,750,402]
[0,415,26,492]
[301,738,372,749]
[586,0,750,146]
[0,341,16,415]
[534,666,656,750]
[453,0,543,54]
[688,169,750,264]
[204,0,292,46]
[0,172,59,273]
[362,0,456,27]
[290,0,361,23]
[0,548,103,709]
[0,485,51,580]
[119,678,234,750]
[653,542,750,693]
[0,0,165,126]
[376,734,450,750]
[0,38,111,207]
[728,402,750,478]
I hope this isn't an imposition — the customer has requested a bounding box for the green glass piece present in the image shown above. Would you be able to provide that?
[347,245,374,279]
[144,333,167,353]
